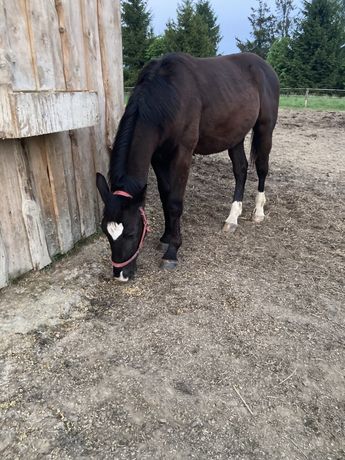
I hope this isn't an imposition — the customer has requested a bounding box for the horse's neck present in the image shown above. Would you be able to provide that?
[127,122,159,184]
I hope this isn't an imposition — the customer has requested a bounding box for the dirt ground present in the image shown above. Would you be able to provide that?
[1,109,344,459]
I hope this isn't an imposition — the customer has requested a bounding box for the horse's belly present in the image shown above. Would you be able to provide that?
[196,107,259,154]
[195,128,250,154]
[195,136,234,155]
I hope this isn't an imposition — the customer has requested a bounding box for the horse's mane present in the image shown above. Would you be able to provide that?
[109,54,184,195]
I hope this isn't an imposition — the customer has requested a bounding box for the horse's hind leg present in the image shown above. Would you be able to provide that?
[251,122,274,223]
[223,140,248,232]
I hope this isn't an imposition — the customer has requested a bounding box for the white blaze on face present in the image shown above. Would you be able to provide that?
[107,222,124,241]
[225,201,243,226]
[253,192,266,222]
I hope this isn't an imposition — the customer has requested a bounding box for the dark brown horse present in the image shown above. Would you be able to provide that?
[96,52,279,281]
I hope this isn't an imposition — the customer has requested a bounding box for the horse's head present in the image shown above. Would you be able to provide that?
[96,173,147,282]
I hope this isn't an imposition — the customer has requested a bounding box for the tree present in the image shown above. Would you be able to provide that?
[121,0,153,86]
[236,0,276,59]
[336,0,345,87]
[288,0,345,88]
[195,0,222,54]
[275,0,297,38]
[267,37,293,86]
[164,0,217,57]
[145,35,170,61]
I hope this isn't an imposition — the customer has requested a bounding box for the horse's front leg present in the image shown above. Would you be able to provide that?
[151,152,172,250]
[161,146,193,269]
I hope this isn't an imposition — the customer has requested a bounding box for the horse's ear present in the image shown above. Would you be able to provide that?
[96,173,110,204]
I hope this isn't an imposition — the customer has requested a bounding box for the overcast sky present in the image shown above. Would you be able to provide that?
[146,0,302,54]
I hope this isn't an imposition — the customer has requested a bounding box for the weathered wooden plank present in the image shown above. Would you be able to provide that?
[70,128,99,237]
[1,0,37,90]
[55,0,87,91]
[24,136,60,257]
[0,227,9,289]
[81,0,111,215]
[14,143,51,269]
[25,0,65,90]
[81,0,108,161]
[45,133,76,252]
[0,46,16,138]
[97,0,124,146]
[0,140,33,278]
[0,86,15,139]
[55,0,103,227]
[52,131,82,245]
[0,90,99,138]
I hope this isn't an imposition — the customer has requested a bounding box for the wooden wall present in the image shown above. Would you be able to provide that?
[0,0,124,288]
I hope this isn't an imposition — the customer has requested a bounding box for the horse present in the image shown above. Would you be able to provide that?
[96,52,279,282]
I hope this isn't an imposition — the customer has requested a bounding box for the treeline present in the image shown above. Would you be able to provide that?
[122,0,221,85]
[121,0,345,89]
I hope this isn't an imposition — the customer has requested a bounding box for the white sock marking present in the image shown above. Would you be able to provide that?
[254,192,266,220]
[225,201,243,226]
[107,222,124,241]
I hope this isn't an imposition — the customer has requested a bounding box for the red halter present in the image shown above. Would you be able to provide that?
[111,190,149,269]
[113,190,133,199]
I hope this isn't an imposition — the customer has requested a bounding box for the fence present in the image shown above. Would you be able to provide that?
[280,88,345,107]
[0,0,124,288]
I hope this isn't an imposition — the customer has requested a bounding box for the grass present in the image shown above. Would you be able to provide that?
[279,94,345,111]
[124,92,345,111]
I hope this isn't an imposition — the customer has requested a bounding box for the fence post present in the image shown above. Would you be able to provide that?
[304,88,309,108]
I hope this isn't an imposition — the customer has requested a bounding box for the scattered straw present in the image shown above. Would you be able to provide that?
[233,385,254,416]
[279,368,297,385]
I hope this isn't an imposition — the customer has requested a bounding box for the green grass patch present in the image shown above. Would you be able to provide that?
[124,92,345,111]
[280,95,345,111]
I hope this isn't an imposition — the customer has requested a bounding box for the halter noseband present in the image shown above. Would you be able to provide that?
[111,190,149,270]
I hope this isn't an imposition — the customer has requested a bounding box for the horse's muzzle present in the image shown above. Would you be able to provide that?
[113,265,136,282]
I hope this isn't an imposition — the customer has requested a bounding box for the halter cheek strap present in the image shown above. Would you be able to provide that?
[111,190,149,270]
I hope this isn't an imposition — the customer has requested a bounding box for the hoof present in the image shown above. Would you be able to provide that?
[160,259,178,270]
[253,214,265,224]
[157,241,169,252]
[222,222,238,233]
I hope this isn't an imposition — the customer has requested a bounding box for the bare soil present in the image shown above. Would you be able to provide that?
[1,109,344,459]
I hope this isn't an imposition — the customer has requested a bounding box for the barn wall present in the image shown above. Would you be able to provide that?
[0,0,124,288]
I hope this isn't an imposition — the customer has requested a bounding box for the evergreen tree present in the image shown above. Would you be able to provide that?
[275,0,297,37]
[121,0,153,86]
[236,0,276,59]
[289,0,344,88]
[145,35,170,61]
[336,0,345,87]
[195,0,222,54]
[267,37,293,86]
[164,0,215,57]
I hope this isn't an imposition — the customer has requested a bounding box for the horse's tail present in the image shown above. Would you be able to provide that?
[250,123,260,165]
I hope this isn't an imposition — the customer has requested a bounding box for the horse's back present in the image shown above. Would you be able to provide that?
[194,53,279,111]
[136,52,279,153]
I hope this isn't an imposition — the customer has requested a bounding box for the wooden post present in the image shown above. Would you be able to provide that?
[304,88,309,108]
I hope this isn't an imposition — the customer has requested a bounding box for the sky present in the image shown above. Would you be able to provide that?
[146,0,301,54]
